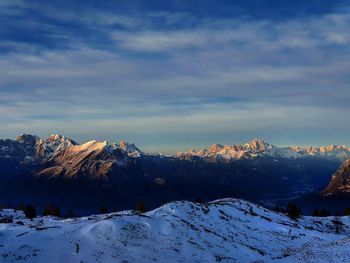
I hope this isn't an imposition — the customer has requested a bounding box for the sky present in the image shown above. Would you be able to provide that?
[1,0,350,153]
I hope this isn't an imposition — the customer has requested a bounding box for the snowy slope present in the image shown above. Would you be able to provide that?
[1,199,350,263]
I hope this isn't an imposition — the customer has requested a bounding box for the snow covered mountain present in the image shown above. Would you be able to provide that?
[1,198,350,263]
[0,134,77,162]
[0,134,145,181]
[177,139,350,161]
[0,134,142,163]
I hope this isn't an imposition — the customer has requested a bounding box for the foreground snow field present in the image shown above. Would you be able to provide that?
[1,199,350,263]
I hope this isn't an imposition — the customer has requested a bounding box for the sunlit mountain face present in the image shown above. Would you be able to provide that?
[1,0,350,153]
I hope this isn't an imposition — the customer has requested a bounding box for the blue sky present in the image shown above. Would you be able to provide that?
[1,0,350,153]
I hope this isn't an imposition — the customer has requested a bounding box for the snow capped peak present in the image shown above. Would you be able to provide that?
[44,134,77,154]
[245,138,270,151]
[46,134,73,145]
[208,143,224,153]
[116,140,142,157]
[47,134,64,141]
[118,140,127,149]
[103,141,117,154]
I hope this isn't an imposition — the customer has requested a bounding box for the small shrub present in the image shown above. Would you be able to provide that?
[0,216,13,223]
[24,205,36,220]
[99,205,108,214]
[42,204,61,217]
[63,209,74,218]
[314,208,331,217]
[16,204,26,212]
[195,197,203,204]
[343,208,350,216]
[332,216,343,234]
[272,205,286,213]
[313,209,320,217]
[135,202,147,213]
[287,203,302,220]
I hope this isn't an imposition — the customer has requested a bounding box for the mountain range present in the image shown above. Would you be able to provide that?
[1,134,350,214]
[178,138,350,161]
[3,134,350,165]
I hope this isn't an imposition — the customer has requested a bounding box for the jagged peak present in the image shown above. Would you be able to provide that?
[247,138,270,148]
[208,143,224,152]
[118,140,137,148]
[117,140,141,155]
[16,133,41,143]
[118,140,127,148]
[46,134,66,143]
[47,134,65,140]
[46,134,77,145]
[250,138,267,143]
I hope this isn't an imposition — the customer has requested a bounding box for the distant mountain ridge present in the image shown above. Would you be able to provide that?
[177,138,350,161]
[1,134,348,183]
[2,134,349,163]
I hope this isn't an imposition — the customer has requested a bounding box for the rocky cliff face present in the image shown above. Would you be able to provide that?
[322,158,350,196]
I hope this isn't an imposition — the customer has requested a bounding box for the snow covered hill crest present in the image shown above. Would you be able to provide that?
[1,198,350,263]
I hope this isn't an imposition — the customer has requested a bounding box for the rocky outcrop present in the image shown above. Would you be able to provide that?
[322,158,350,196]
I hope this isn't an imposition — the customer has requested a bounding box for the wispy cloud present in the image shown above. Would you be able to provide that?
[0,1,350,151]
